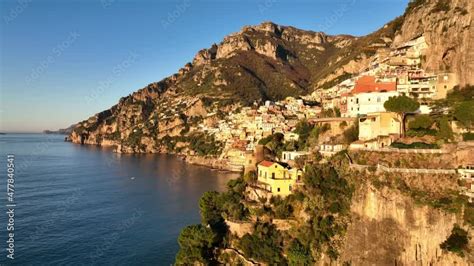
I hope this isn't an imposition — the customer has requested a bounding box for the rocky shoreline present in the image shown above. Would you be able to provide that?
[66,138,243,173]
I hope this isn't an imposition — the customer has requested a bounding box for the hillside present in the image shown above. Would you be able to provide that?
[68,0,473,154]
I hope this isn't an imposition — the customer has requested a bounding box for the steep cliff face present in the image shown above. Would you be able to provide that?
[340,185,470,265]
[393,0,473,85]
[69,1,473,153]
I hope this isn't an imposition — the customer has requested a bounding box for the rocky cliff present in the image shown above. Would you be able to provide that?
[69,0,473,155]
[340,183,471,265]
[393,0,473,85]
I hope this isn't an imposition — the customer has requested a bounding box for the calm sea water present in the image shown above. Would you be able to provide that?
[0,134,238,265]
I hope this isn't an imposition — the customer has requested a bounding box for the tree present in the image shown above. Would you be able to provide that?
[199,191,223,227]
[409,114,433,130]
[175,224,218,265]
[436,116,454,141]
[384,96,420,136]
[440,224,469,256]
[453,101,474,129]
[238,222,285,264]
[287,239,313,266]
[343,120,359,143]
[243,170,257,185]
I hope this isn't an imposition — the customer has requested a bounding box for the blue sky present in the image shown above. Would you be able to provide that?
[0,0,409,132]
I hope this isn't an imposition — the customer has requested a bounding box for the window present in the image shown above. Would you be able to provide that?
[377,97,381,102]
[259,170,262,177]
[297,175,301,181]
[277,187,280,192]
[265,172,267,178]
[289,185,292,191]
[272,173,275,179]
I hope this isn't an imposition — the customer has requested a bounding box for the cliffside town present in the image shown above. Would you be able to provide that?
[67,0,474,264]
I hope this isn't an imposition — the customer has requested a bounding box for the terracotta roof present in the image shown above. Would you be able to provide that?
[259,160,274,167]
[352,75,396,94]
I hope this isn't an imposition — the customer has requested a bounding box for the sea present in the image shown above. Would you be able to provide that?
[0,134,239,265]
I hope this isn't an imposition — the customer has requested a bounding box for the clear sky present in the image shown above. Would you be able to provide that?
[0,0,409,133]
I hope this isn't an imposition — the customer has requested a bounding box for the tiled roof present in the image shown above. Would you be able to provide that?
[259,160,274,167]
[352,75,396,94]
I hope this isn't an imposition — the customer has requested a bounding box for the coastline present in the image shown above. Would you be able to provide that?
[67,139,243,173]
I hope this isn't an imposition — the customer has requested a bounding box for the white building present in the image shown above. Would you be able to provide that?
[281,151,310,163]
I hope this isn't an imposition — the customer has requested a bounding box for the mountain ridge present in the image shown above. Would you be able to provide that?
[68,0,473,154]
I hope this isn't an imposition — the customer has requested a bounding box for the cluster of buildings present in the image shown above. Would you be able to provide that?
[198,35,463,199]
[315,36,458,117]
[197,97,323,170]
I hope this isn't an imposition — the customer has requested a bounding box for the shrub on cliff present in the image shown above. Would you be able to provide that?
[238,221,285,265]
[286,239,313,266]
[453,100,474,129]
[343,120,359,144]
[409,114,433,130]
[175,224,218,265]
[436,116,454,141]
[270,196,294,219]
[303,164,353,214]
[440,224,469,257]
[199,191,224,227]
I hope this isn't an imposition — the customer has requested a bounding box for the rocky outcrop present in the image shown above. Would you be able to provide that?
[69,2,472,158]
[393,0,473,85]
[339,184,472,265]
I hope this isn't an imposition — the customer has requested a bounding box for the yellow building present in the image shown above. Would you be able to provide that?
[256,160,303,197]
[358,112,401,142]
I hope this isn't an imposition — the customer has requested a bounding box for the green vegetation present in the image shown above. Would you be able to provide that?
[187,133,222,156]
[159,133,222,155]
[409,114,433,130]
[286,239,313,266]
[453,101,474,129]
[175,224,218,265]
[464,203,474,226]
[304,164,353,215]
[200,179,249,224]
[440,225,469,257]
[270,196,294,219]
[436,116,454,141]
[176,178,249,264]
[125,128,144,149]
[390,142,439,149]
[239,222,285,265]
[384,96,420,136]
[293,119,324,150]
[319,72,352,90]
[322,107,341,118]
[463,133,474,141]
[343,120,359,144]
[259,133,286,156]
